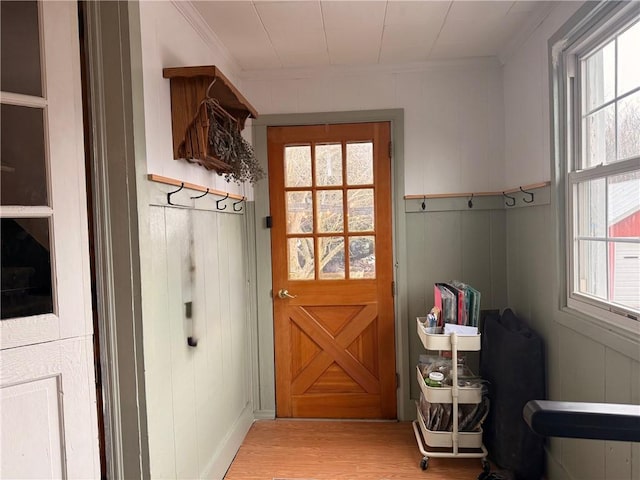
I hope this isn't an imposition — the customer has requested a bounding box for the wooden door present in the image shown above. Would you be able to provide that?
[268,122,396,419]
[0,1,99,477]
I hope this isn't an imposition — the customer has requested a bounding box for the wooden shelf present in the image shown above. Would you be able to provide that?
[162,65,258,170]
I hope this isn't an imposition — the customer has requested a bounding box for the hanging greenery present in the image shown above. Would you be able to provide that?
[205,99,265,184]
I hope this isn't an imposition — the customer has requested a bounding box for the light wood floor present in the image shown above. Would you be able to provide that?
[224,420,486,480]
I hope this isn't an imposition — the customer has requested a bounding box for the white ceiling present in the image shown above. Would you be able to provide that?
[193,1,552,72]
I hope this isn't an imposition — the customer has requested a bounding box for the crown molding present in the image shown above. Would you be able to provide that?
[170,1,241,75]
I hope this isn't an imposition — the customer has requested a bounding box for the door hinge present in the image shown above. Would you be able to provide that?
[391,281,396,296]
[396,372,400,390]
[265,216,273,228]
[388,141,393,159]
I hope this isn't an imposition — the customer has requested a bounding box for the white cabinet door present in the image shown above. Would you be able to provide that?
[0,1,99,478]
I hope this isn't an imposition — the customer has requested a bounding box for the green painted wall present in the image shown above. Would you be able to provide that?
[505,204,640,480]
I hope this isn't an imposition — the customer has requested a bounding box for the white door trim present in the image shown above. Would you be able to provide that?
[81,1,150,478]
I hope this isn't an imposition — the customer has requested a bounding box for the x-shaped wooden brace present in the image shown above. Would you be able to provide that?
[290,303,380,395]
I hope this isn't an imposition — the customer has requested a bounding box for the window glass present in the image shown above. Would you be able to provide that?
[584,40,615,112]
[1,218,53,319]
[286,191,313,234]
[617,21,640,96]
[316,190,343,233]
[288,237,314,280]
[347,189,374,232]
[0,1,42,97]
[319,236,345,280]
[577,239,607,300]
[576,178,606,238]
[617,91,640,160]
[1,104,48,206]
[610,242,640,310]
[608,171,640,237]
[346,142,374,185]
[583,104,615,168]
[315,144,342,187]
[349,236,375,279]
[285,145,312,187]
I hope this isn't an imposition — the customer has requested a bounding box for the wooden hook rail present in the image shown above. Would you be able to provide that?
[404,181,550,200]
[147,174,244,201]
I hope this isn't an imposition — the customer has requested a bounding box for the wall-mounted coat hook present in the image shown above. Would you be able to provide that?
[421,196,427,211]
[503,191,516,207]
[216,192,229,210]
[520,186,535,203]
[233,196,245,212]
[190,188,209,199]
[167,182,185,206]
[468,194,474,209]
[185,301,197,347]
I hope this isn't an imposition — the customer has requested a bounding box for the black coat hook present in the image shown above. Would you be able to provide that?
[520,186,534,203]
[167,183,184,206]
[421,196,427,211]
[503,191,516,207]
[216,192,229,210]
[233,196,245,212]
[468,193,474,209]
[190,188,209,199]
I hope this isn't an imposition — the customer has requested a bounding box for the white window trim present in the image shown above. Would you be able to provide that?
[551,1,640,342]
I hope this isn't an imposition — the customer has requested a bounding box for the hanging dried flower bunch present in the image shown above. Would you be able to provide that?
[205,99,265,184]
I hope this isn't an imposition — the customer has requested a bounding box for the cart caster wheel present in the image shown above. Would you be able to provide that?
[481,458,490,473]
[420,458,429,470]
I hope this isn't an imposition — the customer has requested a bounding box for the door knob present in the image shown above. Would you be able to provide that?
[278,289,297,299]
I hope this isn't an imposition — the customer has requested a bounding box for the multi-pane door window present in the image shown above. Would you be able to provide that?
[566,10,640,322]
[1,1,54,320]
[284,142,376,281]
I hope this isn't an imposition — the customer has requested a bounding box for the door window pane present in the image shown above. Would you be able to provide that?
[288,237,314,280]
[1,218,53,319]
[584,104,615,168]
[319,236,345,280]
[1,1,42,97]
[346,142,373,185]
[583,40,615,112]
[1,104,48,206]
[286,191,313,234]
[617,21,640,96]
[617,91,640,160]
[316,190,343,233]
[285,145,312,187]
[315,144,342,186]
[349,236,376,279]
[348,189,374,232]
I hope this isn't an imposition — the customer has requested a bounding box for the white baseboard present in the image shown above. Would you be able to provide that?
[201,403,254,480]
[253,409,276,420]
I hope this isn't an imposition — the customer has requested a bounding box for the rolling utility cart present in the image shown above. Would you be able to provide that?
[413,318,489,472]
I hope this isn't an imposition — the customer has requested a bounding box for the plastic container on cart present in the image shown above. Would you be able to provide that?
[416,318,481,351]
[416,365,482,404]
[416,404,484,448]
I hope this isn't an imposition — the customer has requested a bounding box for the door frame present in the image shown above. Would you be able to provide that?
[251,109,411,421]
[81,2,150,478]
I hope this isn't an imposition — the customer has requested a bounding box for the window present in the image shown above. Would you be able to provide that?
[554,3,640,330]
